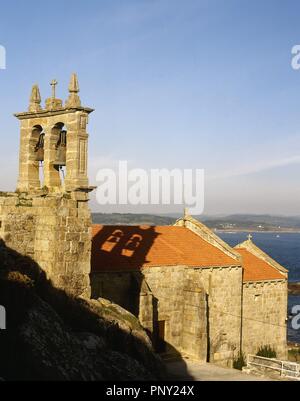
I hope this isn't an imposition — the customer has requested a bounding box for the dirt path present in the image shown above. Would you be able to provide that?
[165,359,275,381]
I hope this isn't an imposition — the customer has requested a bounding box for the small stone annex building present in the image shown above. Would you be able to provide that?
[0,78,288,368]
[91,213,288,366]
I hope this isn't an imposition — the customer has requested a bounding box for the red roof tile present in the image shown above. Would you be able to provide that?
[236,248,285,282]
[91,225,238,272]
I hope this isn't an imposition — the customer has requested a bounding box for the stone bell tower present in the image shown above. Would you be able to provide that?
[0,74,94,298]
[16,73,93,193]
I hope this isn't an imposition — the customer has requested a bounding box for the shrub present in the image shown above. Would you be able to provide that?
[233,352,247,370]
[288,348,300,362]
[256,345,277,359]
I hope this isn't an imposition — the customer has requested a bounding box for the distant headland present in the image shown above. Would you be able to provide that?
[92,213,300,233]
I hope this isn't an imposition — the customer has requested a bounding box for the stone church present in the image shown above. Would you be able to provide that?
[91,215,288,365]
[0,77,288,368]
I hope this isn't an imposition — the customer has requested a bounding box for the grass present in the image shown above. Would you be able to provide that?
[256,345,277,359]
[233,352,247,370]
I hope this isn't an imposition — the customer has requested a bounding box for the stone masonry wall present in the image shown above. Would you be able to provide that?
[0,194,36,258]
[91,265,242,365]
[181,278,207,361]
[91,266,208,361]
[91,272,135,312]
[242,280,287,359]
[185,266,243,367]
[140,266,208,361]
[91,271,154,336]
[0,192,92,298]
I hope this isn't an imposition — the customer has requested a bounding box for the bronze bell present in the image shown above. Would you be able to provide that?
[53,130,67,167]
[35,148,44,162]
[34,133,45,162]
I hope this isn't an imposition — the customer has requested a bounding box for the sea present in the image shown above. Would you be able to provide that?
[218,232,300,344]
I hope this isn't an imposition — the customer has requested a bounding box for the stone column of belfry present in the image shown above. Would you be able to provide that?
[42,80,64,190]
[17,85,43,191]
[64,73,89,192]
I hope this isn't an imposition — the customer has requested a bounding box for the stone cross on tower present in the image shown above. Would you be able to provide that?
[50,79,58,99]
[247,234,253,241]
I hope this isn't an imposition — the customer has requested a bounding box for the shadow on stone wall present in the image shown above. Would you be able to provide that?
[0,239,170,381]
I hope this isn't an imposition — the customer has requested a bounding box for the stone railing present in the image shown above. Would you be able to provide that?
[247,354,300,380]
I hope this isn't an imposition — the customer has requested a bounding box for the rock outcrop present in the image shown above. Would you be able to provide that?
[0,240,165,381]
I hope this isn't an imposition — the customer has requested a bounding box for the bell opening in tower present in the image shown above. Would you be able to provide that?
[52,123,67,188]
[33,125,45,188]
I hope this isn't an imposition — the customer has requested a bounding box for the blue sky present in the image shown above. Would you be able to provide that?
[0,0,300,215]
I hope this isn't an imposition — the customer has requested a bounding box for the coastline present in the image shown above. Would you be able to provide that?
[289,282,300,296]
[215,229,300,234]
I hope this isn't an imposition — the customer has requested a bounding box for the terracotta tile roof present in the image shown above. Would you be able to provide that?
[91,225,239,272]
[236,248,285,282]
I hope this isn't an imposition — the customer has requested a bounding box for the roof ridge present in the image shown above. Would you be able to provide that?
[175,215,241,262]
